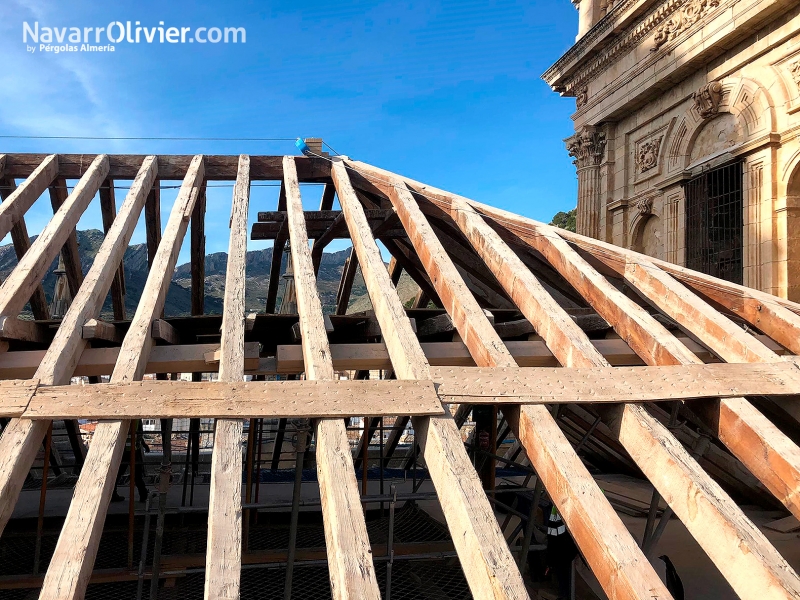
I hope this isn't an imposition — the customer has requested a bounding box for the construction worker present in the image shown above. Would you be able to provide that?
[543,500,578,599]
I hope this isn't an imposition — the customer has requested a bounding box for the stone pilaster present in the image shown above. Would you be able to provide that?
[567,126,607,239]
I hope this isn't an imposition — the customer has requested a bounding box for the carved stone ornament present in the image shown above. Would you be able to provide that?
[567,126,607,169]
[692,81,723,119]
[636,136,663,173]
[576,87,588,108]
[652,0,720,51]
[634,195,654,215]
[790,61,800,88]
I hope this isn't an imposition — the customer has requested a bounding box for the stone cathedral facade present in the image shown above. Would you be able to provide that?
[544,0,800,300]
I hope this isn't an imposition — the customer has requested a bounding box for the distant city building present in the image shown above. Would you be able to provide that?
[544,0,800,300]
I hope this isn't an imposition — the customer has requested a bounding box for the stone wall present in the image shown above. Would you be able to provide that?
[547,0,800,300]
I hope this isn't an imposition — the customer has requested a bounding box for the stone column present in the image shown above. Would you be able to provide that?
[568,126,607,239]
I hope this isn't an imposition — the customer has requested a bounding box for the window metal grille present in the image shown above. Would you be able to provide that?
[684,161,744,284]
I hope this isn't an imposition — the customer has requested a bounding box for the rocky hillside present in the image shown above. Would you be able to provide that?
[0,229,418,318]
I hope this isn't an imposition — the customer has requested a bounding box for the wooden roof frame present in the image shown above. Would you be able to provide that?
[0,152,797,599]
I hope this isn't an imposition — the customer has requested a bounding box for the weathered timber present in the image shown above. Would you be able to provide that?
[332,158,529,599]
[284,156,381,599]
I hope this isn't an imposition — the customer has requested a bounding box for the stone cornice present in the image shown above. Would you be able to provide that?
[544,0,729,96]
[542,0,650,87]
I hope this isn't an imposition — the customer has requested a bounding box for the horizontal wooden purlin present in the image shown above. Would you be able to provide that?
[252,209,405,240]
[15,379,443,419]
[0,335,784,379]
[0,540,456,590]
[1,154,330,181]
[0,316,51,344]
[0,380,40,416]
[274,334,784,372]
[0,343,258,379]
[432,362,800,404]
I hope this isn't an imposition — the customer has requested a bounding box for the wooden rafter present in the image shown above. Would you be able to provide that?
[382,177,670,599]
[265,183,287,314]
[191,183,207,316]
[0,153,800,598]
[98,178,127,320]
[38,156,202,600]
[48,177,85,298]
[0,156,157,540]
[445,189,800,599]
[0,175,50,321]
[0,155,58,242]
[204,155,248,598]
[0,155,108,319]
[331,158,528,599]
[582,253,800,521]
[283,156,380,598]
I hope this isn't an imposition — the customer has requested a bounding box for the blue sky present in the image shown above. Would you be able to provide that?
[0,0,579,264]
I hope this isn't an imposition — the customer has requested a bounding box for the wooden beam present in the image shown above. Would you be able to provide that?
[38,156,203,600]
[311,184,339,274]
[0,155,58,242]
[0,156,157,540]
[0,316,49,344]
[494,311,609,338]
[0,380,39,415]
[381,238,441,307]
[48,178,85,298]
[204,156,248,599]
[0,342,253,380]
[191,184,207,316]
[98,179,126,320]
[335,250,358,315]
[433,186,800,357]
[0,176,49,320]
[0,333,770,380]
[382,177,668,599]
[608,257,800,521]
[458,204,800,598]
[387,256,402,286]
[319,182,336,211]
[145,182,161,269]
[203,342,260,368]
[81,319,122,344]
[1,154,329,181]
[310,212,345,273]
[274,334,747,372]
[0,155,109,319]
[431,362,800,403]
[331,159,528,599]
[417,313,454,337]
[484,216,800,598]
[151,319,180,345]
[16,379,443,420]
[284,156,380,599]
[265,183,287,314]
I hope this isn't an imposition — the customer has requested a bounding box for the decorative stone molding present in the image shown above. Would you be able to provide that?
[567,126,607,168]
[545,0,730,97]
[634,194,654,215]
[652,0,720,51]
[692,82,723,119]
[790,61,800,88]
[636,136,664,173]
[576,87,589,108]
